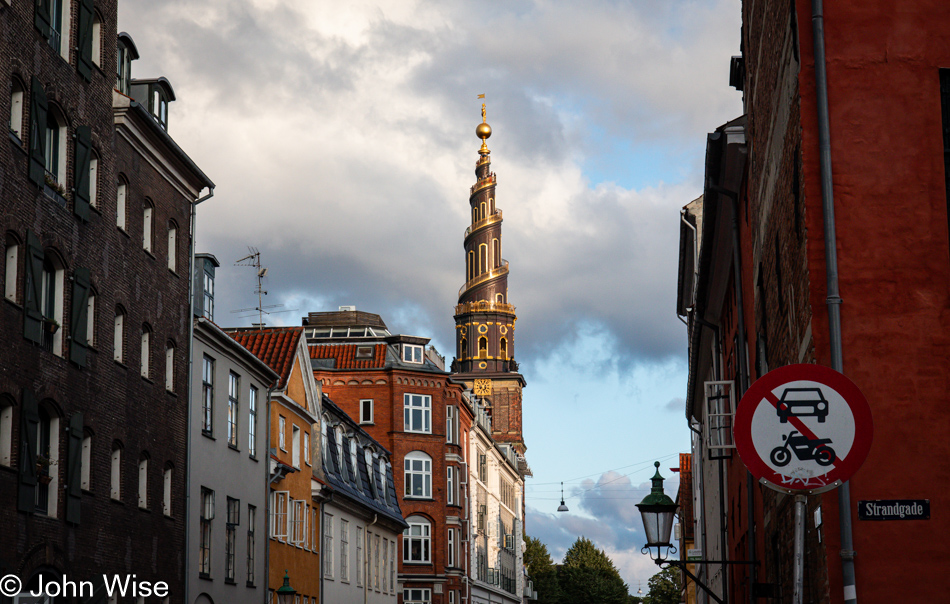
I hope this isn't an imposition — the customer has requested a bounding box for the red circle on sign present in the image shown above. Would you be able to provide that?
[734,364,873,492]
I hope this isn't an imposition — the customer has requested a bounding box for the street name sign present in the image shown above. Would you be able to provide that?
[734,364,873,493]
[858,499,929,521]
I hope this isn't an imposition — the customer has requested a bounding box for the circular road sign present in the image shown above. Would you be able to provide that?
[734,364,873,493]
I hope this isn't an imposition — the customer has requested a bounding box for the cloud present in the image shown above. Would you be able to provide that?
[665,396,686,412]
[119,0,740,369]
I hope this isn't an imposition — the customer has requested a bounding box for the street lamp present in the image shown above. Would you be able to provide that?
[636,462,678,561]
[276,570,296,604]
[557,482,569,512]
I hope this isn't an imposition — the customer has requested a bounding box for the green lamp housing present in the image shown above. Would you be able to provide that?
[636,462,679,549]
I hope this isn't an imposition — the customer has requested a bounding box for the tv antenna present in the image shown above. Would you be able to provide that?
[232,247,296,329]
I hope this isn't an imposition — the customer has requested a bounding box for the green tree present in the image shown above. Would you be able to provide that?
[642,566,681,604]
[524,534,563,604]
[557,537,629,604]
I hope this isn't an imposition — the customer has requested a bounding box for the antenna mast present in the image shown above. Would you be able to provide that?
[235,248,269,329]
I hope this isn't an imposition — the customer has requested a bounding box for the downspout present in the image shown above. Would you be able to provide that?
[184,185,213,603]
[365,513,377,604]
[264,380,279,604]
[460,460,470,603]
[320,490,335,604]
[811,2,857,602]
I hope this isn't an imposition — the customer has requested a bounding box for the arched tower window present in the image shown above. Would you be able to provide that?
[500,337,507,359]
[479,243,488,274]
[468,250,475,282]
[478,336,487,358]
[459,337,467,359]
[480,201,486,220]
[492,238,500,268]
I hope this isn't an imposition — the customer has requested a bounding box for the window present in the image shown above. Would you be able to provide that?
[79,432,91,489]
[165,342,175,392]
[323,513,333,579]
[446,405,458,444]
[404,588,431,603]
[91,12,102,67]
[167,223,177,272]
[202,356,214,434]
[247,505,256,586]
[202,269,214,321]
[478,336,487,357]
[44,106,66,186]
[447,466,457,506]
[374,534,380,590]
[9,78,24,140]
[291,424,300,467]
[278,416,286,450]
[200,488,214,577]
[84,287,96,349]
[403,516,431,563]
[110,443,122,500]
[113,307,125,363]
[248,387,258,457]
[360,399,373,424]
[228,372,239,448]
[4,233,19,302]
[88,151,98,209]
[116,179,127,230]
[0,399,12,468]
[163,465,172,516]
[447,527,456,567]
[403,393,431,433]
[31,407,60,516]
[270,491,289,541]
[340,519,349,582]
[355,345,373,359]
[356,525,363,586]
[382,538,387,592]
[46,0,71,59]
[404,451,431,499]
[137,453,148,508]
[24,245,65,356]
[389,539,395,593]
[142,200,153,252]
[140,324,151,378]
[226,497,239,582]
[304,430,310,466]
[402,344,423,363]
[704,381,736,454]
[500,337,507,359]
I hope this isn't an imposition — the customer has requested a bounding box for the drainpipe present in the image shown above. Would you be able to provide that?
[365,513,377,604]
[264,381,279,604]
[184,185,213,603]
[811,2,857,603]
[460,459,470,603]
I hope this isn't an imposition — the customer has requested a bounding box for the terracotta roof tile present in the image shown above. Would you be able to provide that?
[226,327,303,385]
[309,342,386,370]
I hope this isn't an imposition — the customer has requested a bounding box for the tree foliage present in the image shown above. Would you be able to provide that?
[557,537,629,604]
[524,534,563,604]
[642,566,681,604]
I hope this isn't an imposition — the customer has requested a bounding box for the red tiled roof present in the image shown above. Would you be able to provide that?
[227,327,303,385]
[309,342,387,369]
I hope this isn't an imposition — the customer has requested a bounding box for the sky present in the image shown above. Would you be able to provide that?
[120,0,742,589]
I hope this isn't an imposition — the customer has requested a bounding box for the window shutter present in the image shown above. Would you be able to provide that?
[70,267,90,367]
[77,0,94,80]
[28,77,48,187]
[326,427,338,474]
[34,0,52,38]
[73,126,92,221]
[23,230,44,344]
[66,412,83,524]
[17,388,39,513]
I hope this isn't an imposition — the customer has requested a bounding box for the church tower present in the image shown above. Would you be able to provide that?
[452,104,527,454]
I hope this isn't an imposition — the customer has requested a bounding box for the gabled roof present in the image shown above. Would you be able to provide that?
[310,342,387,369]
[227,327,303,385]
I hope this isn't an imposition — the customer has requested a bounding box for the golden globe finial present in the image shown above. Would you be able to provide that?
[476,101,492,154]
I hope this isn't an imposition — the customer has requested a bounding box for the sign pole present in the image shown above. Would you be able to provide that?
[792,494,806,604]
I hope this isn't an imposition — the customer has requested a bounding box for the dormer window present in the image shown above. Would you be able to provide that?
[130,78,175,132]
[402,344,423,364]
[152,88,168,130]
[115,33,139,95]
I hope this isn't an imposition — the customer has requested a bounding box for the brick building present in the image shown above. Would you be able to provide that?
[0,1,212,599]
[678,1,950,602]
[306,308,473,604]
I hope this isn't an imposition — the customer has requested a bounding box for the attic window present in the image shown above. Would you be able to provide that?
[311,328,331,338]
[356,346,373,359]
[402,344,423,364]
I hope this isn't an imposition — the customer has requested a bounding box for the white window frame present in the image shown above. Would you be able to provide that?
[402,343,424,363]
[323,512,334,579]
[292,424,300,468]
[404,451,432,499]
[447,527,456,567]
[116,180,127,230]
[446,405,458,444]
[341,519,350,582]
[9,79,24,140]
[167,223,177,272]
[703,380,736,453]
[143,202,153,252]
[403,393,431,433]
[270,490,289,541]
[113,309,124,363]
[164,343,174,392]
[403,516,431,563]
[4,236,17,302]
[110,446,121,500]
[356,525,363,586]
[278,415,286,451]
[228,372,240,448]
[163,466,172,516]
[248,386,258,457]
[404,588,431,603]
[360,399,373,424]
[140,325,150,378]
[80,434,91,489]
[447,466,456,506]
[138,456,148,508]
[304,430,310,466]
[290,500,307,547]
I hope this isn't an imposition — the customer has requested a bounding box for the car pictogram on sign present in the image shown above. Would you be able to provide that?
[776,387,829,423]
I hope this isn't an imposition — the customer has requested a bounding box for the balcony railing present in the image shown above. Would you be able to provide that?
[458,260,508,298]
[470,173,496,197]
[464,210,503,239]
[455,299,516,316]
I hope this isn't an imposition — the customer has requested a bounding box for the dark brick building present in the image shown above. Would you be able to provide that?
[0,0,212,599]
[679,1,950,603]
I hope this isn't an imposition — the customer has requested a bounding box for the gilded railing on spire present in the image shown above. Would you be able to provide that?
[455,300,517,315]
[464,210,503,239]
[470,173,496,197]
[458,260,509,298]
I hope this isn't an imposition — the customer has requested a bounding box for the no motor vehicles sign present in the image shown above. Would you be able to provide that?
[734,364,873,493]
